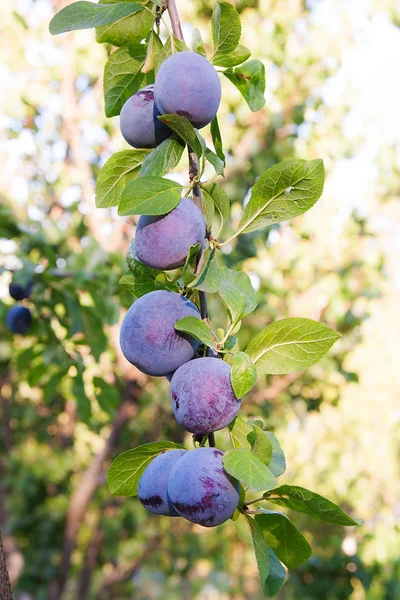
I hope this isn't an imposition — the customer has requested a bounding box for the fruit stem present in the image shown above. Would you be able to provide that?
[208,432,216,447]
[243,496,266,506]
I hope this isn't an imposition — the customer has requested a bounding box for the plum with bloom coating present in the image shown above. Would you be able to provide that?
[154,52,221,129]
[138,449,187,516]
[170,358,241,434]
[120,290,201,376]
[120,85,171,148]
[135,198,205,270]
[168,447,240,527]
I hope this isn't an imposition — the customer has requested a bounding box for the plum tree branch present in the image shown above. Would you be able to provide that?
[166,0,214,448]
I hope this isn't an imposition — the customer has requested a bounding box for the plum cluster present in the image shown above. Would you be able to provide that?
[138,447,240,527]
[118,51,239,527]
[5,278,33,335]
[119,52,221,149]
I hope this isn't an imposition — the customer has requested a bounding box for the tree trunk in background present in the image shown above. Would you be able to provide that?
[50,386,139,600]
[0,530,13,600]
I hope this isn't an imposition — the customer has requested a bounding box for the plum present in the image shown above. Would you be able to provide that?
[138,449,187,516]
[135,198,205,270]
[6,306,32,335]
[170,358,241,434]
[120,290,201,376]
[168,447,240,527]
[154,52,222,129]
[9,279,33,301]
[120,85,171,148]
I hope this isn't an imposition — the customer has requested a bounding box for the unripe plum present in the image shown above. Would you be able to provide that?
[6,306,32,335]
[138,449,187,516]
[9,279,33,301]
[135,198,205,270]
[120,85,171,148]
[168,447,240,527]
[120,290,201,376]
[154,52,222,129]
[170,358,241,434]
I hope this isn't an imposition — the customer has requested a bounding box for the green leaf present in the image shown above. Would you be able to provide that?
[229,416,253,449]
[218,266,257,325]
[224,59,266,112]
[237,159,325,234]
[158,113,203,162]
[205,148,224,176]
[255,510,312,569]
[243,513,270,595]
[223,449,277,492]
[265,486,361,526]
[252,425,273,467]
[108,442,185,496]
[231,352,257,398]
[265,547,287,597]
[246,317,340,375]
[212,1,241,56]
[120,261,175,299]
[140,137,185,178]
[202,182,230,228]
[212,44,251,68]
[118,176,183,215]
[49,1,144,34]
[192,28,206,57]
[182,243,201,287]
[103,45,147,118]
[95,150,150,208]
[201,189,215,229]
[96,6,154,46]
[210,116,225,164]
[187,247,220,293]
[73,373,91,423]
[265,432,286,477]
[141,31,159,74]
[93,377,120,416]
[80,307,107,361]
[174,316,216,349]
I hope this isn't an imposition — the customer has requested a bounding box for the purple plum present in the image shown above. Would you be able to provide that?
[154,52,222,129]
[135,198,205,270]
[168,447,240,527]
[120,85,171,148]
[138,449,187,516]
[9,279,33,301]
[170,358,241,434]
[120,290,201,376]
[6,306,32,335]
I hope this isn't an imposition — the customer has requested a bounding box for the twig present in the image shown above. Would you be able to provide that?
[166,0,184,41]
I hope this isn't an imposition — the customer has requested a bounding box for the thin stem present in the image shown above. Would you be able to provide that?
[243,509,261,515]
[208,432,216,447]
[244,496,266,506]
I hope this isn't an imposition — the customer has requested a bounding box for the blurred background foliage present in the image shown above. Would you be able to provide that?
[1,0,400,598]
